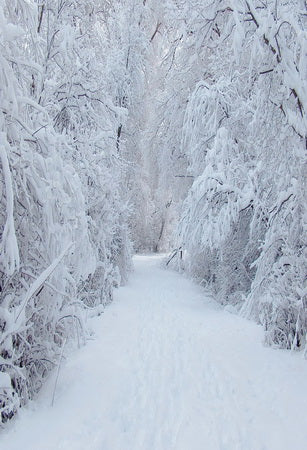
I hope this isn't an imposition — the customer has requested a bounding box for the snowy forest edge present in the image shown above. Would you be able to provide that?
[0,0,306,424]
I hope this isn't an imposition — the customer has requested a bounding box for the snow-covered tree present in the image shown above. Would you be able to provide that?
[173,0,306,349]
[0,0,133,422]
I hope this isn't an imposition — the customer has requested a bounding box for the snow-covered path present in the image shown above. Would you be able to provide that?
[2,255,307,450]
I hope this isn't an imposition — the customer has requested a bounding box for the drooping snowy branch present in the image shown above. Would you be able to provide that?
[0,142,20,276]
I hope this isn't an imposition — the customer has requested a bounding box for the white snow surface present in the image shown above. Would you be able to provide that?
[1,255,307,450]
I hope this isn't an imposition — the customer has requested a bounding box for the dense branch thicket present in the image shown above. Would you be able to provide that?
[161,0,306,350]
[0,0,142,423]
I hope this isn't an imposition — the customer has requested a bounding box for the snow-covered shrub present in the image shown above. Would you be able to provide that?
[0,0,134,423]
[174,0,306,349]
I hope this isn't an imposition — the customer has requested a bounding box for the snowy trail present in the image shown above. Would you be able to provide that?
[1,255,307,450]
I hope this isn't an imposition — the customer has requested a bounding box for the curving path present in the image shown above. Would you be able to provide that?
[2,255,307,450]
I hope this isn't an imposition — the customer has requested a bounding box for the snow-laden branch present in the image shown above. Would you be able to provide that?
[0,140,20,275]
[15,242,74,324]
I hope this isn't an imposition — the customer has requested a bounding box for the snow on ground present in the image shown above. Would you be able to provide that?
[1,255,307,450]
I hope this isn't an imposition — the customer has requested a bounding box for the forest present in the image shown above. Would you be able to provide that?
[0,0,306,426]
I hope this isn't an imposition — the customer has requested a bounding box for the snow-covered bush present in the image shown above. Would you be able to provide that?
[0,0,134,423]
[173,0,306,349]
